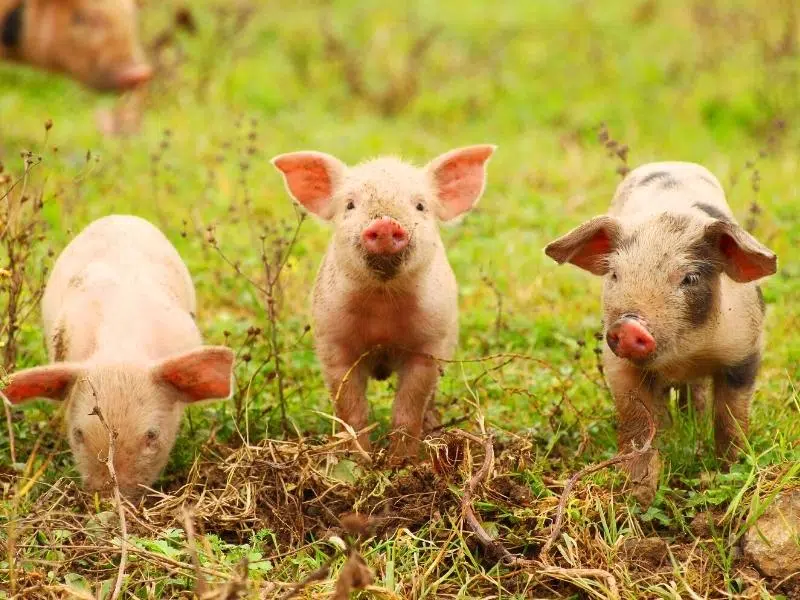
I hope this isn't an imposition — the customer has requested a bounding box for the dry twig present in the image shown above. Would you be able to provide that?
[541,400,657,556]
[87,391,128,600]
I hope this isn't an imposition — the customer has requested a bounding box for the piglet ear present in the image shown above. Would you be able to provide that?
[271,151,348,220]
[153,346,235,403]
[1,364,81,404]
[544,215,622,276]
[426,144,497,221]
[705,221,777,283]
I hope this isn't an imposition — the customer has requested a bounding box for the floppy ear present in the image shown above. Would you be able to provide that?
[1,363,82,404]
[152,346,235,403]
[426,144,496,221]
[271,151,348,220]
[544,215,622,276]
[705,221,777,282]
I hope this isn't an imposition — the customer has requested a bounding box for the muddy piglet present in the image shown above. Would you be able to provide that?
[0,0,151,91]
[2,216,234,499]
[272,145,496,458]
[545,162,777,506]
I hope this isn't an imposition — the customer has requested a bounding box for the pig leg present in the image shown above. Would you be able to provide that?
[388,354,440,459]
[323,361,371,452]
[677,381,708,415]
[712,356,758,463]
[604,350,663,507]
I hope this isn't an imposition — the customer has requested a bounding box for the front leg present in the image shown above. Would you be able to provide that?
[603,349,664,507]
[322,357,370,453]
[388,354,440,459]
[713,353,759,463]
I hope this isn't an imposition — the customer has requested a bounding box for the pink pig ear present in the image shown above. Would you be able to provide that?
[544,216,623,276]
[271,151,348,220]
[426,144,497,221]
[1,364,81,404]
[153,346,235,403]
[705,221,777,283]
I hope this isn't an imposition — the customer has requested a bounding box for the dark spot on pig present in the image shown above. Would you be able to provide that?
[756,285,765,313]
[1,3,23,50]
[53,327,69,362]
[682,238,723,326]
[638,171,680,189]
[721,352,760,389]
[693,202,732,222]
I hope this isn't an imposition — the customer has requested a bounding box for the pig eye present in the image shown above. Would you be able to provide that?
[145,429,159,444]
[346,200,355,211]
[416,202,425,212]
[681,272,701,287]
[73,428,84,444]
[609,270,618,282]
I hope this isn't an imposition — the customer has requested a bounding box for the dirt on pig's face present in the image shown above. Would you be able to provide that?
[331,158,443,283]
[602,215,723,368]
[66,366,183,500]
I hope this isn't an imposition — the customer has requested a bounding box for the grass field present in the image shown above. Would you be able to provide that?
[1,0,799,598]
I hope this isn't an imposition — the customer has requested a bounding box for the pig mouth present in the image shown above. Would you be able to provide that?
[363,248,409,280]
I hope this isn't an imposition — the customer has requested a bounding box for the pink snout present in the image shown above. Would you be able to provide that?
[114,64,153,90]
[606,317,656,361]
[361,217,409,255]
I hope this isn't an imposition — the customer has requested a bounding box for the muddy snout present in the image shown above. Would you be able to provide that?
[361,217,409,255]
[606,316,656,362]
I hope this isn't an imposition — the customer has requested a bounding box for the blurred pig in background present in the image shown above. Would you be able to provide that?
[0,0,151,91]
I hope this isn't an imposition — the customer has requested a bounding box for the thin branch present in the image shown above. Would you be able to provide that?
[541,400,657,556]
[182,506,207,596]
[1,389,16,464]
[87,389,127,600]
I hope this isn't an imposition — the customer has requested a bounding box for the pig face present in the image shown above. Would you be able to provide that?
[545,214,776,368]
[26,0,152,91]
[3,346,234,499]
[271,146,496,283]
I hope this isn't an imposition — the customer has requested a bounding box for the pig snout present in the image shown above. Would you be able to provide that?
[361,217,409,255]
[113,64,153,90]
[606,316,656,362]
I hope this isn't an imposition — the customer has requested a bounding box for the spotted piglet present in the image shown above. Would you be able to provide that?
[272,145,496,458]
[545,162,777,505]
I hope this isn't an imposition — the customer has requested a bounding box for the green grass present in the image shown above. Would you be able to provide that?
[1,0,799,598]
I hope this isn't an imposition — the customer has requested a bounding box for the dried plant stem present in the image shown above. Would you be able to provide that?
[1,391,16,464]
[539,567,620,600]
[88,400,128,600]
[541,400,657,556]
[277,559,334,600]
[182,507,207,596]
[452,430,515,563]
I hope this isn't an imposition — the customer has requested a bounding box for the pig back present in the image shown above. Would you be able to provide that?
[42,215,196,335]
[609,162,734,224]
